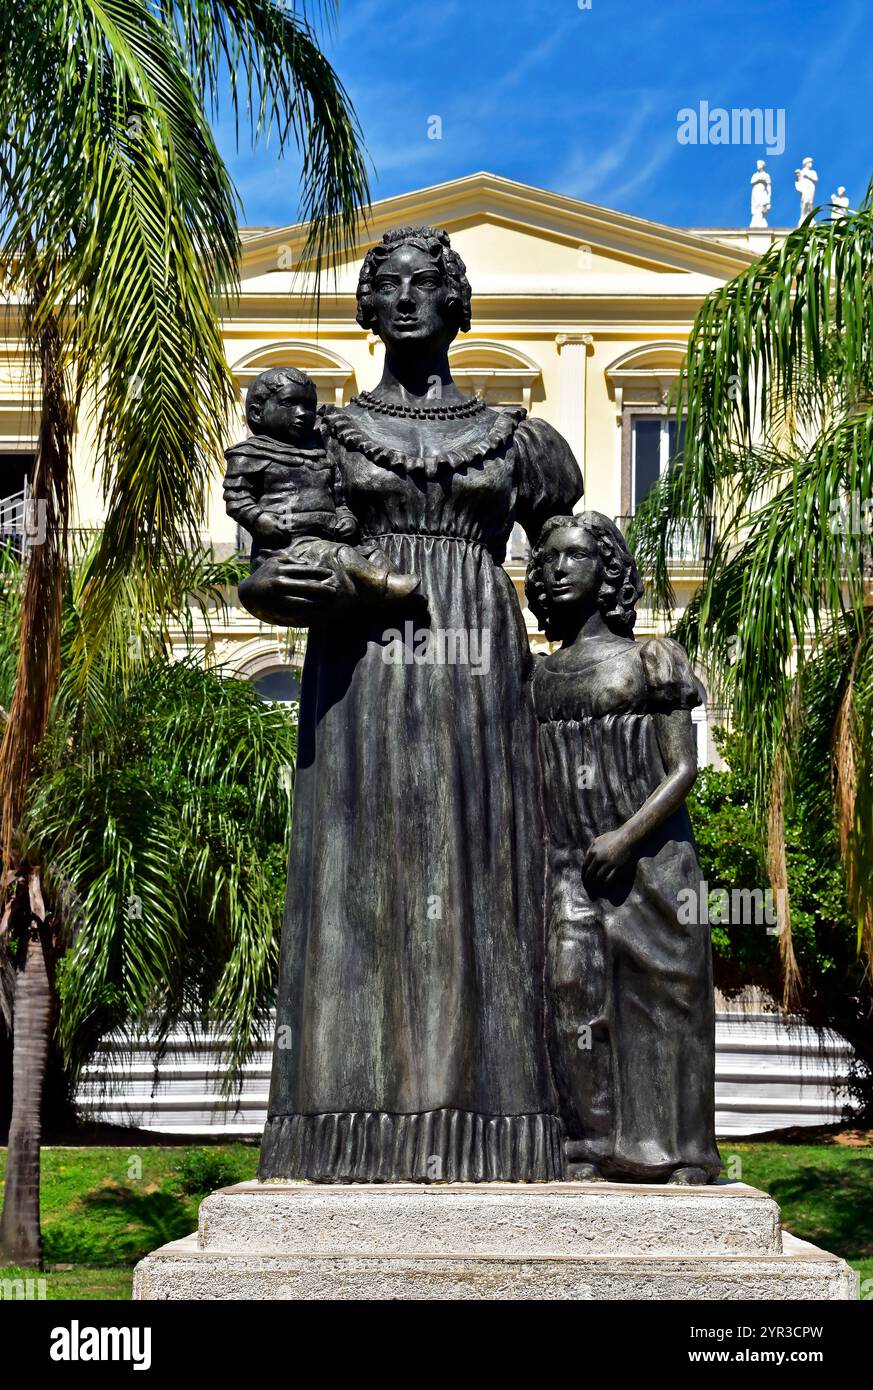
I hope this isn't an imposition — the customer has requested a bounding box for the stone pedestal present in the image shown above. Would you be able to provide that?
[133,1180,857,1300]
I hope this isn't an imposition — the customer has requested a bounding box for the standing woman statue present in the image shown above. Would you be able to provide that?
[749,160,771,229]
[526,513,721,1184]
[237,226,582,1182]
[795,156,818,225]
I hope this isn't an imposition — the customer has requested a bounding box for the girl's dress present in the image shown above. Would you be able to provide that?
[533,636,722,1181]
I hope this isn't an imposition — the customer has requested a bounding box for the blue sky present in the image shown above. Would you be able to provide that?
[216,0,872,231]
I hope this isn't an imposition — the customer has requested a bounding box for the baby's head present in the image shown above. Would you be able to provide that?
[246,367,318,445]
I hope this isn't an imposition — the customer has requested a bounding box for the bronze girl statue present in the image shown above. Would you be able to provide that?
[526,512,721,1184]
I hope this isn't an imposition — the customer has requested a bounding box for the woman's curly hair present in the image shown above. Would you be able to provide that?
[355,225,472,333]
[525,511,644,640]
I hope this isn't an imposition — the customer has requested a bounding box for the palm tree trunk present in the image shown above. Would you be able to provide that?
[0,312,70,869]
[0,869,51,1267]
[0,306,70,1267]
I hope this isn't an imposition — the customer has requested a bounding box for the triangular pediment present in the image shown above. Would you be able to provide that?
[237,171,756,298]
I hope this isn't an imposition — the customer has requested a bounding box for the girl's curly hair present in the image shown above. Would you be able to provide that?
[355,225,472,334]
[525,511,643,640]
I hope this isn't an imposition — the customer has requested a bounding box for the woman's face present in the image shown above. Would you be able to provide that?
[370,244,457,353]
[540,527,602,614]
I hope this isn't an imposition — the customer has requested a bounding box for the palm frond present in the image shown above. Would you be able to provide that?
[26,638,295,1086]
[164,0,371,278]
[833,616,873,963]
[629,195,873,988]
[680,199,873,482]
[1,0,369,676]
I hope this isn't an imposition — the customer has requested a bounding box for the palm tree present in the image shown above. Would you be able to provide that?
[1,541,297,1264]
[0,0,368,1265]
[37,550,296,1089]
[630,182,873,1009]
[39,652,295,1092]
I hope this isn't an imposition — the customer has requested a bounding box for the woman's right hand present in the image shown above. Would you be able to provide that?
[238,547,357,627]
[238,543,418,628]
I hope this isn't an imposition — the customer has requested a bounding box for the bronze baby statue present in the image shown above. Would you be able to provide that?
[224,366,417,603]
[527,511,721,1186]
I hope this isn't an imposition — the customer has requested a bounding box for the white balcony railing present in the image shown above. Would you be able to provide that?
[614,513,714,566]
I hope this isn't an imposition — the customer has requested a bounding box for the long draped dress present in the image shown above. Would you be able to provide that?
[258,403,582,1182]
[532,636,722,1182]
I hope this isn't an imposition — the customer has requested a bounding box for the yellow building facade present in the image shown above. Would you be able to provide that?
[2,172,785,762]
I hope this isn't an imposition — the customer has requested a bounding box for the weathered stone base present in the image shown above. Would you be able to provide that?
[132,1181,857,1301]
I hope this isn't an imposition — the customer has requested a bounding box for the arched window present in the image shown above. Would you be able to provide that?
[604,342,687,520]
[230,341,356,409]
[231,641,305,706]
[251,666,301,704]
[448,340,541,412]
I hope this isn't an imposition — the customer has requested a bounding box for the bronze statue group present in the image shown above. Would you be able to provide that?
[227,225,721,1187]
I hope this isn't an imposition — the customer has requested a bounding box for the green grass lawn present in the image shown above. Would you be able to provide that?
[723,1141,873,1294]
[0,1143,259,1300]
[0,1138,870,1299]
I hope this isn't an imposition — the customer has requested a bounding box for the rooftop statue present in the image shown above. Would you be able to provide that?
[750,160,771,228]
[795,156,818,225]
[830,186,850,219]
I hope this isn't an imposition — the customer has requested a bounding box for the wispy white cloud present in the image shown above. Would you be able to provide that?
[549,92,669,206]
[213,0,873,228]
[608,142,676,210]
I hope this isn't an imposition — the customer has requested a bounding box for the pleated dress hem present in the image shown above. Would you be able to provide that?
[258,1108,565,1183]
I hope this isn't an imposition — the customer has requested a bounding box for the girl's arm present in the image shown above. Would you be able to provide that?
[583,708,697,889]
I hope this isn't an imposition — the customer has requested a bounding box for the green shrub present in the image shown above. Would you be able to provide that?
[172,1148,246,1195]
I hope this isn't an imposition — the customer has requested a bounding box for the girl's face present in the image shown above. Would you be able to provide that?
[370,244,457,353]
[540,527,602,614]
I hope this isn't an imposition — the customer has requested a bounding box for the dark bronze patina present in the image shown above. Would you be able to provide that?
[228,227,718,1185]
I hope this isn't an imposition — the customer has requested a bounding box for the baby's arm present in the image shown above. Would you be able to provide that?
[223,467,282,542]
[583,710,697,890]
[328,456,358,540]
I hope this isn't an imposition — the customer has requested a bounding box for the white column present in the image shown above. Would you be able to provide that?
[555,333,592,501]
[691,702,709,767]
